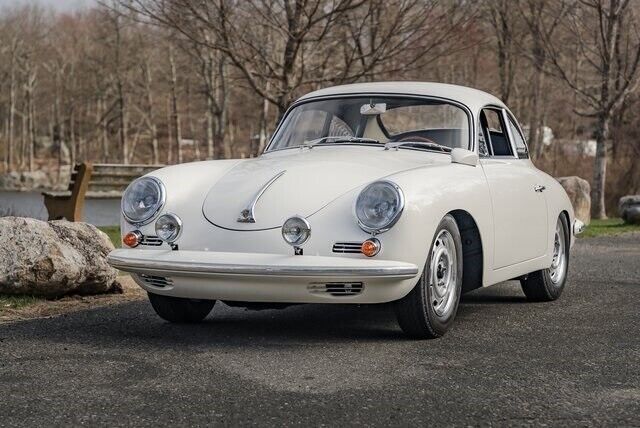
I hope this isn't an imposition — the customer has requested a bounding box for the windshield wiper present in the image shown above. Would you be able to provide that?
[384,141,453,153]
[300,136,379,149]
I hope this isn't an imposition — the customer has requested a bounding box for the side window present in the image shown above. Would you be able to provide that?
[507,115,529,159]
[480,108,513,157]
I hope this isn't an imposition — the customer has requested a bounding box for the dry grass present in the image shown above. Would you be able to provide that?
[0,276,145,324]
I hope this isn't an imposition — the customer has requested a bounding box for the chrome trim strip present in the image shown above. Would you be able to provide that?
[107,254,419,278]
[237,170,286,223]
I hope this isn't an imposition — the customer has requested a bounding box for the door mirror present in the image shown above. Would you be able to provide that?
[451,148,478,167]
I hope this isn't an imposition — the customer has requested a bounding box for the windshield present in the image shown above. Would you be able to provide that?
[267,96,470,152]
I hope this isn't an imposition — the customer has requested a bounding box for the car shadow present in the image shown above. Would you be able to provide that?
[0,281,531,347]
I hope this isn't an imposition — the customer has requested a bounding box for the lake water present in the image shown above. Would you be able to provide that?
[0,191,121,226]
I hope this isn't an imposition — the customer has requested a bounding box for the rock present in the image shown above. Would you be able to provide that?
[618,195,640,225]
[0,217,120,297]
[556,176,591,225]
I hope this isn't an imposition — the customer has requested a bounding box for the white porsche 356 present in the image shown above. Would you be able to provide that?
[108,82,583,339]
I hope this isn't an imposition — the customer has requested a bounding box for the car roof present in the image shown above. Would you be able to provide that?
[297,81,506,112]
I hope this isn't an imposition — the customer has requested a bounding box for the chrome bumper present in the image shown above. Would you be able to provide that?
[107,249,419,279]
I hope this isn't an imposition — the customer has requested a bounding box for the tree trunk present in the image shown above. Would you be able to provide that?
[205,104,214,160]
[99,98,109,163]
[528,58,544,159]
[143,59,159,165]
[591,113,609,219]
[166,96,173,164]
[7,63,16,172]
[257,95,270,155]
[169,46,182,164]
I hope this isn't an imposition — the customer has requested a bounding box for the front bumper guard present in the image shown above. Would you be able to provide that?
[107,249,420,279]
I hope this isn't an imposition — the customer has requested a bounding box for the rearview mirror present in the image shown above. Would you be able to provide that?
[360,103,386,115]
[451,148,478,167]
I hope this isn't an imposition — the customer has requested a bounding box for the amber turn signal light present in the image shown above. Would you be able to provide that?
[361,238,381,257]
[123,230,142,248]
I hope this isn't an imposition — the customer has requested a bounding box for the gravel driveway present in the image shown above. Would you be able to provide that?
[0,234,638,426]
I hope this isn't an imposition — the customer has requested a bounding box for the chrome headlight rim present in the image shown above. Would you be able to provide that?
[281,215,312,247]
[355,180,405,234]
[121,176,166,226]
[155,212,183,243]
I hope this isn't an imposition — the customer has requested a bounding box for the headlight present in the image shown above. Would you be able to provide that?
[155,213,182,243]
[355,180,404,233]
[282,216,311,247]
[122,177,166,225]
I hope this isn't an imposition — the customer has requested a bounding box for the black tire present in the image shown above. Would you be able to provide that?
[148,292,215,323]
[395,214,463,339]
[520,215,570,302]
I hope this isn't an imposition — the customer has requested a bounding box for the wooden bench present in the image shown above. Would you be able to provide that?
[43,163,163,221]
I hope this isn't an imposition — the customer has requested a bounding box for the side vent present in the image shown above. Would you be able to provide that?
[140,235,163,246]
[138,274,173,288]
[308,282,364,296]
[332,242,363,254]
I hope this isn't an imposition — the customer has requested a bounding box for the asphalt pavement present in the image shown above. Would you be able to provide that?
[0,233,638,426]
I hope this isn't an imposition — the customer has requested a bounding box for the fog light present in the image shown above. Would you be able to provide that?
[123,230,142,248]
[282,216,311,247]
[361,238,381,257]
[155,213,182,243]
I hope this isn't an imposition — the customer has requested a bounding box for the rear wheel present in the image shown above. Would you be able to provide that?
[520,215,570,301]
[148,293,215,323]
[395,214,463,339]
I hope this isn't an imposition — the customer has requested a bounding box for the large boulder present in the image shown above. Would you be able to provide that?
[556,176,591,225]
[0,217,120,297]
[618,195,640,225]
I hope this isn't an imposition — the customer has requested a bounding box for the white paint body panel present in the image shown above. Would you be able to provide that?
[110,82,575,304]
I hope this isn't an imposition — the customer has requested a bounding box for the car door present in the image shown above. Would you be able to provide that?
[479,107,548,269]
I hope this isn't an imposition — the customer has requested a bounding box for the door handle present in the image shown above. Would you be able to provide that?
[534,184,546,193]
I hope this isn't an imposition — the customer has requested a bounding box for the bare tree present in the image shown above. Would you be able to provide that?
[484,0,519,104]
[544,0,640,218]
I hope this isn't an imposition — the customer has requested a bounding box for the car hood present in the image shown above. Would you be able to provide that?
[202,146,439,230]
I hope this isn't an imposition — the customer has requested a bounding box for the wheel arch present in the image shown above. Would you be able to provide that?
[559,209,571,248]
[449,209,483,294]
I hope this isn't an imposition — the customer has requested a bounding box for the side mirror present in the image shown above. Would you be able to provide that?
[451,148,478,167]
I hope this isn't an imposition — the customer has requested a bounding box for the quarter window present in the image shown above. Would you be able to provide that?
[507,115,529,159]
[479,109,513,157]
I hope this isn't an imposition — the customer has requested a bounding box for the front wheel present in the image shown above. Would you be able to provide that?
[520,215,570,301]
[395,214,463,339]
[148,293,215,323]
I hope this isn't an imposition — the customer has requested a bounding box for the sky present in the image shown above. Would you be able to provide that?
[0,0,97,12]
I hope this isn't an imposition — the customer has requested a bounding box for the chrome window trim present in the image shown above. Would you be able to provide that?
[355,180,405,235]
[265,93,475,155]
[122,176,167,226]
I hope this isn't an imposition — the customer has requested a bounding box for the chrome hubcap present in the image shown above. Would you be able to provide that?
[549,219,566,285]
[429,230,457,317]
